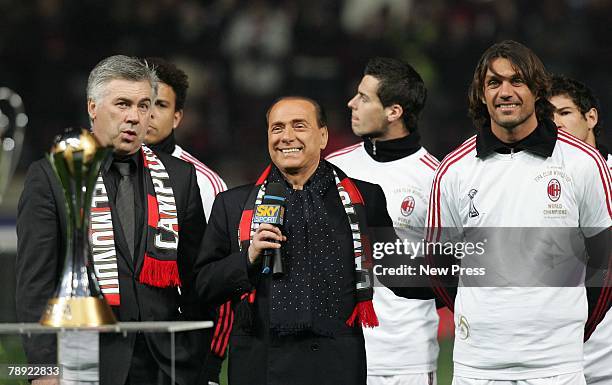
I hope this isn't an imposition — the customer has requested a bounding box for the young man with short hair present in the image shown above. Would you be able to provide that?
[549,75,611,385]
[145,57,226,220]
[327,57,440,385]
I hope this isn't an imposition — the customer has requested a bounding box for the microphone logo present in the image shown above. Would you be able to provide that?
[254,204,284,224]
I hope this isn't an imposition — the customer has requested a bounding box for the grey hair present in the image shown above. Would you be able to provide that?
[86,55,158,104]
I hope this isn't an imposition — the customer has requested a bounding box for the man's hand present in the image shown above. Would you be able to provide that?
[247,223,285,264]
[32,376,59,385]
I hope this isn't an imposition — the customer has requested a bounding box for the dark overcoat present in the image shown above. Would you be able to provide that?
[195,176,394,385]
[16,150,210,385]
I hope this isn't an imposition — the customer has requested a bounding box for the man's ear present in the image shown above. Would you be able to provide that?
[585,107,598,130]
[386,104,403,123]
[87,98,97,121]
[320,125,329,150]
[173,109,184,129]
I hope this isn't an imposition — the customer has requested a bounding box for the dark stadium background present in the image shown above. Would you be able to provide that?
[0,1,610,384]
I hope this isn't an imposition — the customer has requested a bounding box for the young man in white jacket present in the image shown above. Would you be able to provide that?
[328,57,440,385]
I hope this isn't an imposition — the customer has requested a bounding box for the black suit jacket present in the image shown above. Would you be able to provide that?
[16,149,210,385]
[194,177,394,385]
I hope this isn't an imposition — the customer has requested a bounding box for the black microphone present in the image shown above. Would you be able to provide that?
[252,182,286,276]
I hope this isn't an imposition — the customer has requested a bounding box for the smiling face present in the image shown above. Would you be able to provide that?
[549,94,597,146]
[483,57,538,140]
[88,78,152,155]
[146,82,183,145]
[267,98,328,184]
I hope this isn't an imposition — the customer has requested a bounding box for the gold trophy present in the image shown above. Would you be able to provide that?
[40,127,116,326]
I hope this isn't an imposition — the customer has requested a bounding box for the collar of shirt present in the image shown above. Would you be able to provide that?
[148,130,177,155]
[101,149,142,175]
[270,160,334,197]
[476,118,557,159]
[363,131,421,162]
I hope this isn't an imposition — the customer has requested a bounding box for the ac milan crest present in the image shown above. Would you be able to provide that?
[401,196,415,216]
[547,179,561,202]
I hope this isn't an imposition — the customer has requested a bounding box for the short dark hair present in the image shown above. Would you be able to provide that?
[266,96,327,128]
[145,57,189,111]
[364,57,427,132]
[468,40,554,130]
[551,74,602,137]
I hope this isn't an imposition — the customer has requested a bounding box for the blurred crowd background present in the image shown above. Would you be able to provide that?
[0,2,610,380]
[1,0,610,194]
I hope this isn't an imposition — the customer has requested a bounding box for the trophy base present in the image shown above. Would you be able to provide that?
[40,297,117,327]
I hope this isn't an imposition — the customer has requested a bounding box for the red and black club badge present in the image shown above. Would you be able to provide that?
[401,196,415,216]
[547,178,561,202]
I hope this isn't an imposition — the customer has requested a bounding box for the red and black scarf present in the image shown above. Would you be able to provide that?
[89,146,180,306]
[210,161,377,356]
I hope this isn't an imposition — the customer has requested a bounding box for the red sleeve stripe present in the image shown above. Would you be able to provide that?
[210,302,228,355]
[183,153,226,195]
[179,152,226,195]
[427,137,477,243]
[220,304,234,356]
[424,153,440,166]
[586,275,611,340]
[424,252,454,310]
[424,137,475,311]
[420,157,438,171]
[325,143,362,160]
[212,301,233,356]
[558,131,612,217]
[559,130,612,180]
[179,153,221,195]
[194,164,223,195]
[179,150,219,177]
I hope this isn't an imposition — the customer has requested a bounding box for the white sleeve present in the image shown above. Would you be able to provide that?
[426,168,462,243]
[578,156,612,237]
[196,172,227,222]
[326,156,347,173]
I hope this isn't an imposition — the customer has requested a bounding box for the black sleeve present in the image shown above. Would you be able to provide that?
[195,192,254,307]
[365,183,437,301]
[584,227,612,341]
[177,164,208,319]
[15,160,62,365]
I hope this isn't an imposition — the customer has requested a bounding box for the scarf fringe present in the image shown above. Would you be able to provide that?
[345,300,379,328]
[139,254,181,287]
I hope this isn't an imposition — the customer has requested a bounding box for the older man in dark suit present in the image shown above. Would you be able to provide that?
[16,55,209,385]
[196,96,394,385]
